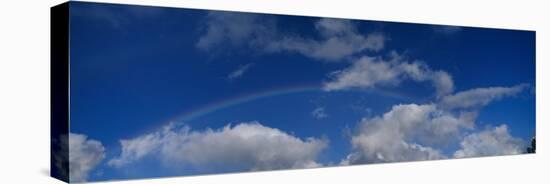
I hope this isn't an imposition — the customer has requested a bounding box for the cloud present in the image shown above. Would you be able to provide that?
[341,103,472,164]
[438,84,528,110]
[228,63,254,80]
[454,125,524,158]
[312,107,328,119]
[109,122,327,171]
[196,13,386,61]
[196,12,275,51]
[69,133,105,182]
[341,142,444,165]
[341,82,530,165]
[323,53,454,97]
[265,19,385,61]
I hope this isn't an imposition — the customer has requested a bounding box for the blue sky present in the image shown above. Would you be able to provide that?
[66,2,535,182]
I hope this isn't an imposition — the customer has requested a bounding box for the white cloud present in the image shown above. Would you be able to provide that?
[228,63,254,80]
[323,56,401,91]
[69,133,105,183]
[341,103,476,164]
[108,131,163,167]
[196,13,386,61]
[312,107,328,119]
[342,82,529,165]
[454,125,524,158]
[109,122,327,171]
[323,53,454,97]
[438,84,528,110]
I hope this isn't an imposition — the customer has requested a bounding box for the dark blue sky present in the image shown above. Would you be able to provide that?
[67,2,535,182]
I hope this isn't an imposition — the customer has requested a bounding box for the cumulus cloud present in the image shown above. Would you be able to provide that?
[228,63,254,80]
[311,107,328,119]
[69,133,105,183]
[323,53,454,97]
[109,122,327,171]
[438,84,528,110]
[341,82,530,165]
[454,125,524,158]
[341,104,472,164]
[196,12,386,61]
[341,101,528,165]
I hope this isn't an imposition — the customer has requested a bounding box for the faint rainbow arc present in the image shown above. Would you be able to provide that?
[171,83,323,123]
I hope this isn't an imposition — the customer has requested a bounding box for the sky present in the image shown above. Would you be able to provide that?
[65,1,535,182]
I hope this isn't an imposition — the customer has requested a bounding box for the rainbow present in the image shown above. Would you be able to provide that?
[172,83,323,122]
[158,83,415,128]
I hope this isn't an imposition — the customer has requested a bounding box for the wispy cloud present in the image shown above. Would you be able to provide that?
[196,12,274,51]
[438,84,528,110]
[196,12,386,61]
[264,19,386,61]
[311,107,328,119]
[228,63,254,80]
[323,52,454,98]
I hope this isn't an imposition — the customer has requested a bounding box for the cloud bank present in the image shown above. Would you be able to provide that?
[109,122,327,171]
[341,83,528,165]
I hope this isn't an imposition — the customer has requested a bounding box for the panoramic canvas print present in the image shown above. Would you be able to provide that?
[51,1,535,183]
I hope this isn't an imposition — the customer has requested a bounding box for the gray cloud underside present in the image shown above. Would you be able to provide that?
[108,122,328,171]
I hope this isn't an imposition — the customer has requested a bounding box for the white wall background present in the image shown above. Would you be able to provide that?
[0,0,547,183]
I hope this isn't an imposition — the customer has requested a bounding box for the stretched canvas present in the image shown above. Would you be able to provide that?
[51,1,536,183]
